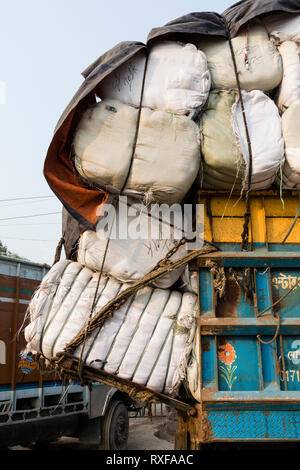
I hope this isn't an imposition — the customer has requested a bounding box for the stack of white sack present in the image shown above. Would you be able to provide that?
[97,41,211,116]
[73,98,201,205]
[262,14,300,189]
[276,41,300,112]
[24,260,198,396]
[197,19,283,92]
[276,100,300,189]
[263,12,300,45]
[199,90,245,189]
[200,89,284,190]
[77,200,187,289]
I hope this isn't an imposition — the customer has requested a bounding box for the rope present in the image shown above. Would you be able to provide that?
[222,17,254,252]
[76,212,115,383]
[256,314,281,345]
[256,277,300,345]
[120,49,149,194]
[75,48,150,381]
[54,242,219,359]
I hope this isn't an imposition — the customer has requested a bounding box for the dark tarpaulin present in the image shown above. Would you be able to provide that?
[62,193,116,259]
[44,41,147,229]
[147,12,227,45]
[62,207,86,260]
[223,0,300,37]
[54,41,147,135]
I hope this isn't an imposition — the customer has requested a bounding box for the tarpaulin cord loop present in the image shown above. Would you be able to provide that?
[256,277,300,345]
[52,234,65,266]
[222,16,253,252]
[256,313,281,345]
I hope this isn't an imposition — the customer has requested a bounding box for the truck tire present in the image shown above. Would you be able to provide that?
[100,399,129,450]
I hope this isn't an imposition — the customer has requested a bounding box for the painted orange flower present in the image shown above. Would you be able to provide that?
[218,343,236,366]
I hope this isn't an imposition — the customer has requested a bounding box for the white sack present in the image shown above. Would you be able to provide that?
[263,12,300,44]
[40,265,93,359]
[24,261,197,396]
[164,292,197,395]
[73,99,138,191]
[103,286,155,375]
[277,41,300,112]
[131,292,182,387]
[25,259,72,353]
[180,267,198,294]
[77,201,187,289]
[277,100,300,189]
[115,289,170,380]
[198,19,282,92]
[74,99,200,204]
[199,90,246,190]
[232,90,284,190]
[97,41,211,115]
[199,89,284,190]
[146,328,174,392]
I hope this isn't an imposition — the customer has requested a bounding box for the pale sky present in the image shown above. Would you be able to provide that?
[0,0,232,265]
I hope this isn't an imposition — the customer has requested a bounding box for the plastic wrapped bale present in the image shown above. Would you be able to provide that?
[199,90,246,190]
[276,100,300,189]
[73,99,200,205]
[24,261,197,397]
[77,200,187,289]
[97,41,211,116]
[197,19,282,92]
[200,90,284,190]
[277,41,300,112]
[263,12,300,45]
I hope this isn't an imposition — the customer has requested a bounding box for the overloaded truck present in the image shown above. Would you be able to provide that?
[10,0,300,450]
[0,254,133,450]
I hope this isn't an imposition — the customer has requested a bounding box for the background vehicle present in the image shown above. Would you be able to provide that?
[0,254,133,449]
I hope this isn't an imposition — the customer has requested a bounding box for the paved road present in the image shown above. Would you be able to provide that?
[127,418,173,450]
[8,417,174,451]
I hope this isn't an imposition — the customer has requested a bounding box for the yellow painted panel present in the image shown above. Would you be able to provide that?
[264,197,299,217]
[266,218,300,243]
[210,197,246,217]
[210,218,252,243]
[203,207,212,242]
[199,192,300,244]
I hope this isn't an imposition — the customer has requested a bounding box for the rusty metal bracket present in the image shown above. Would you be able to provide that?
[51,353,195,414]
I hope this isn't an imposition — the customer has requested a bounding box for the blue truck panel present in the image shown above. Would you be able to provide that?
[178,191,300,445]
